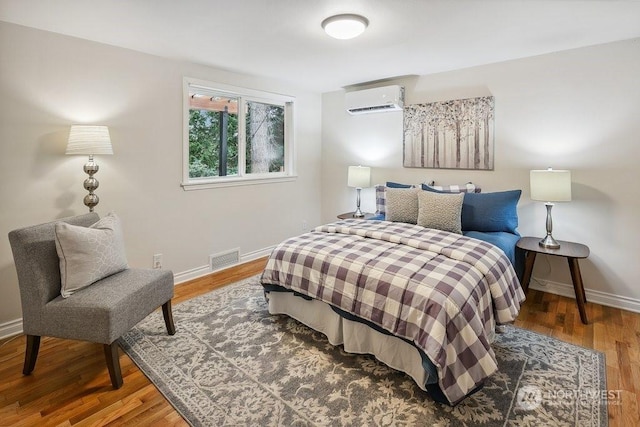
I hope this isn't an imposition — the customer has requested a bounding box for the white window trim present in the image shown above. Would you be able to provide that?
[181,77,297,190]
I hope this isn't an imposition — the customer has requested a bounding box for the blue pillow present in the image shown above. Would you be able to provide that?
[461,190,521,234]
[386,181,414,188]
[421,184,445,193]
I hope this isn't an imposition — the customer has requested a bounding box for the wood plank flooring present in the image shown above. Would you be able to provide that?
[1,257,638,426]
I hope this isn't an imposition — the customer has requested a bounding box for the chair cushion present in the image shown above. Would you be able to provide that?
[54,212,128,297]
[41,268,174,344]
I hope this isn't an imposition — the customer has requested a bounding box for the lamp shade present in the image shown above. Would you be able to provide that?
[347,165,371,188]
[66,125,113,155]
[530,169,571,202]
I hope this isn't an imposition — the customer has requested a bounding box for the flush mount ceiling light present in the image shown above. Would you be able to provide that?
[321,14,369,40]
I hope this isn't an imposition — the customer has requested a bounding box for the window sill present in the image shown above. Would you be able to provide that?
[181,174,297,191]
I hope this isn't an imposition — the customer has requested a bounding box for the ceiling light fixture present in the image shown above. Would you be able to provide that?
[321,14,369,40]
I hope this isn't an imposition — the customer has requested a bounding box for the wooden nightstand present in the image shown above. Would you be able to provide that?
[337,212,376,220]
[517,236,590,324]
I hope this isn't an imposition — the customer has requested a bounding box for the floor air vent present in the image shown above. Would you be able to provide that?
[209,248,240,271]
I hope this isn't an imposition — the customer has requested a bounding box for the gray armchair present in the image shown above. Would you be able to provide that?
[8,213,175,389]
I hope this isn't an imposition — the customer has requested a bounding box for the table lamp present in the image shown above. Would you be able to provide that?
[530,168,572,249]
[66,125,113,212]
[347,165,371,217]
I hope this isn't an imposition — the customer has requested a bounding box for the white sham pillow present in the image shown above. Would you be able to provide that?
[54,212,128,298]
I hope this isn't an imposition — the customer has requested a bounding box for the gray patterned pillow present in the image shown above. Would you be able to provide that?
[385,188,419,224]
[54,212,128,298]
[417,190,464,234]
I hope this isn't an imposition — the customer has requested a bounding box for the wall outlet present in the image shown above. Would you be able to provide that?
[153,254,162,269]
[301,220,308,231]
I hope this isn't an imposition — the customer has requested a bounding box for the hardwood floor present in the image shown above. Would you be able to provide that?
[1,258,638,426]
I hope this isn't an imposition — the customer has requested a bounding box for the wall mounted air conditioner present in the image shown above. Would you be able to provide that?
[345,85,404,115]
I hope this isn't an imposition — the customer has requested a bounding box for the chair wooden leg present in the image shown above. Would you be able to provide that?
[23,335,41,375]
[162,300,176,335]
[103,343,123,389]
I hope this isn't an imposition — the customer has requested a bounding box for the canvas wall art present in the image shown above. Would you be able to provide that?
[403,96,494,170]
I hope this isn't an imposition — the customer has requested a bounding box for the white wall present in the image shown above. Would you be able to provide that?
[322,39,640,310]
[1,20,638,333]
[0,22,322,332]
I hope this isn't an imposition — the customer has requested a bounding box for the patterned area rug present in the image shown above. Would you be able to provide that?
[119,276,608,426]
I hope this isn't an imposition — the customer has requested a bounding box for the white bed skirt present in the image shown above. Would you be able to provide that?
[267,290,431,391]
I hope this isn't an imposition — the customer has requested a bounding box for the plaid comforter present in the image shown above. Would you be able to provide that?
[260,220,525,405]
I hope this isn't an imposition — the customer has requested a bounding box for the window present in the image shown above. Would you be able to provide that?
[182,78,295,189]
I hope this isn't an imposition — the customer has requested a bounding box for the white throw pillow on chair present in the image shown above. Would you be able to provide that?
[54,212,128,297]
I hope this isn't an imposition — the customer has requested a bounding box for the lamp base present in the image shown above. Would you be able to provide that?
[83,155,100,212]
[539,234,560,249]
[83,193,99,212]
[352,187,364,217]
[539,202,561,249]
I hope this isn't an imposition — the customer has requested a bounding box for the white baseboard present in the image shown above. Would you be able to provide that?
[0,318,23,340]
[529,277,640,314]
[173,246,274,284]
[0,246,275,341]
[173,265,211,284]
[4,258,637,340]
[240,246,275,266]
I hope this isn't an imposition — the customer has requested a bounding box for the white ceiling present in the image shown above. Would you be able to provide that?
[2,0,640,92]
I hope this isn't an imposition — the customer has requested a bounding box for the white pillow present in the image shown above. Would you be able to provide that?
[385,188,419,224]
[55,212,128,298]
[417,190,464,234]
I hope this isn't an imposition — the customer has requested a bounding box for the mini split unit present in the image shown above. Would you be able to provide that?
[345,85,404,115]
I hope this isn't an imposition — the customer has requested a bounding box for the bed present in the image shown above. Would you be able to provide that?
[260,218,525,405]
[376,183,525,280]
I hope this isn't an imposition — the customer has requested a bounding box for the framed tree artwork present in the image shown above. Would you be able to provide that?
[403,96,494,170]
